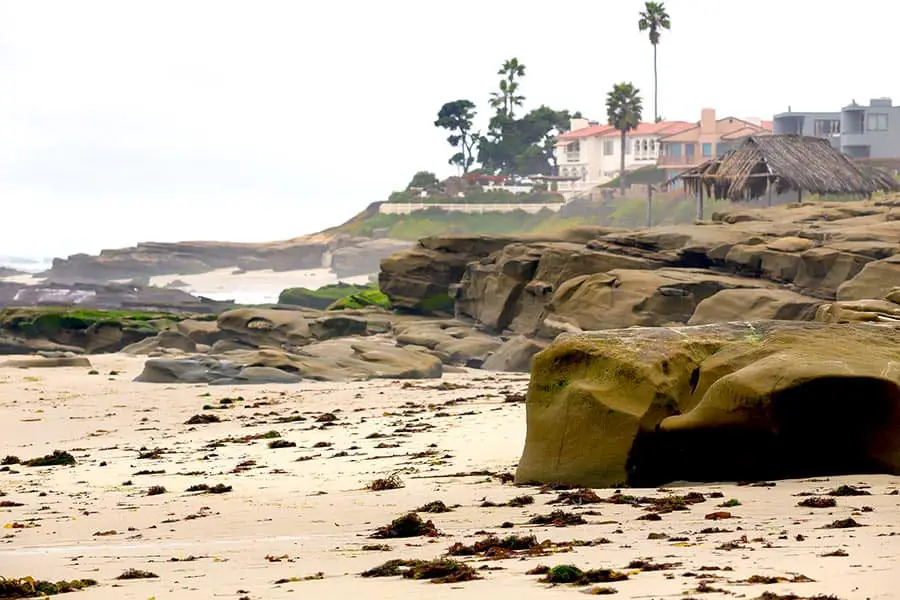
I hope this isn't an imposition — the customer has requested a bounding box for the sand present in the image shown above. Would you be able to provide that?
[0,354,898,599]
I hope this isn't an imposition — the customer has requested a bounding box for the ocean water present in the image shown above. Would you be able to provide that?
[0,257,376,307]
[0,255,53,273]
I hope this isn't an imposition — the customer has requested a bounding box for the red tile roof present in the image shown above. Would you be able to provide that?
[557,121,694,143]
[557,124,616,141]
[598,121,694,137]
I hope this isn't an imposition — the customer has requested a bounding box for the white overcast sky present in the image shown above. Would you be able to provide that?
[1,0,897,257]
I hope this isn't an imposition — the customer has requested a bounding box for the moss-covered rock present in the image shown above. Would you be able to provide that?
[278,283,376,310]
[0,308,213,353]
[516,321,900,488]
[327,289,391,311]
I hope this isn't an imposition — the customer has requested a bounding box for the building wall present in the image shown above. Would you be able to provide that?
[775,99,900,159]
[659,109,769,168]
[557,133,665,195]
[379,202,563,215]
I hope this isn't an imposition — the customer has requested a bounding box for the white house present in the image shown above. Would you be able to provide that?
[555,117,694,197]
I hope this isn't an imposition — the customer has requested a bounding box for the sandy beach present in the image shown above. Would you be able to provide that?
[0,355,896,599]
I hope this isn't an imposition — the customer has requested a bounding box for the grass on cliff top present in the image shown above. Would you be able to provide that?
[334,195,735,241]
[0,307,215,336]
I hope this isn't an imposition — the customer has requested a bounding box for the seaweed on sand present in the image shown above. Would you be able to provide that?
[370,512,439,539]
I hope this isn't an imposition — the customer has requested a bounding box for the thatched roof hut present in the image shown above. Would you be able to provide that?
[674,135,900,201]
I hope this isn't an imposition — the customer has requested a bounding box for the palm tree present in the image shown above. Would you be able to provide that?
[489,58,526,118]
[606,82,644,197]
[638,1,671,123]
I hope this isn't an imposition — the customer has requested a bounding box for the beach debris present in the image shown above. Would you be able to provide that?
[23,450,75,467]
[267,439,296,449]
[360,558,480,583]
[821,518,863,529]
[185,414,221,425]
[536,564,628,585]
[0,576,97,597]
[274,573,323,584]
[798,497,837,508]
[827,485,870,497]
[416,500,453,513]
[115,569,158,580]
[527,510,586,527]
[145,486,166,496]
[367,473,404,491]
[370,512,439,538]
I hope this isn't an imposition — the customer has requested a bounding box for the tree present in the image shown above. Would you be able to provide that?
[638,1,671,123]
[477,106,578,176]
[434,100,479,174]
[489,58,526,119]
[606,82,644,197]
[407,171,439,190]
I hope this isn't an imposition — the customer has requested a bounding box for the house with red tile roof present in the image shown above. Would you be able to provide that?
[657,108,773,182]
[555,117,693,197]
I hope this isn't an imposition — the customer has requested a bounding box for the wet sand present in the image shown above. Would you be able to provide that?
[0,355,898,599]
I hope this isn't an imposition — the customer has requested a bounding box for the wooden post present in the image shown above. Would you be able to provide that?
[797,188,802,203]
[696,184,704,222]
[767,180,773,207]
[646,185,653,228]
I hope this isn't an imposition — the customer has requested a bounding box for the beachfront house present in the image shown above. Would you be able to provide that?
[657,108,772,184]
[773,97,900,160]
[554,117,693,198]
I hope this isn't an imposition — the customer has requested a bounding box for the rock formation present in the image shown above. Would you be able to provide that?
[378,200,900,335]
[44,234,412,283]
[516,321,900,488]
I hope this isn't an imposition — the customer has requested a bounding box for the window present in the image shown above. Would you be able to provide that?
[701,143,713,157]
[813,119,841,136]
[867,113,889,131]
[565,141,580,162]
[642,139,649,152]
[603,140,615,155]
[667,143,682,157]
[649,140,656,153]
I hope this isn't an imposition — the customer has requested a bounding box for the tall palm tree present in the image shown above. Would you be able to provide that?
[606,82,644,197]
[638,2,671,123]
[489,58,526,118]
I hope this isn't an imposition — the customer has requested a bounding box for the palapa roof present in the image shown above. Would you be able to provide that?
[674,134,900,201]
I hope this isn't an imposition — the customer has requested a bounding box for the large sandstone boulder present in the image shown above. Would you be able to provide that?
[481,336,548,373]
[689,288,822,324]
[392,319,502,367]
[837,254,900,301]
[538,268,772,336]
[137,336,442,383]
[216,308,311,347]
[379,235,516,314]
[516,321,900,488]
[454,242,660,334]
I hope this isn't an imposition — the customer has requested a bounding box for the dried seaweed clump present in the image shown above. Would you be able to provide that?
[367,473,404,491]
[798,497,837,508]
[370,512,439,539]
[115,569,158,580]
[537,564,628,586]
[0,576,97,597]
[527,510,586,527]
[447,534,540,557]
[549,489,604,505]
[827,485,870,497]
[416,500,453,513]
[360,559,480,584]
[23,451,76,467]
